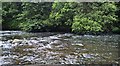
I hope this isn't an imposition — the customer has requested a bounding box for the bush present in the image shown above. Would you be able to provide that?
[72,16,102,34]
[19,19,53,32]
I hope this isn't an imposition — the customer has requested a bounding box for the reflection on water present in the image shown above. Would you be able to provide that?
[0,31,120,65]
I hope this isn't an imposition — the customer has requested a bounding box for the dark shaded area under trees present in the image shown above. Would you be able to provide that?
[2,2,120,34]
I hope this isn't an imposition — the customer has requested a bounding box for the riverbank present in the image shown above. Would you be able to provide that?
[1,30,120,36]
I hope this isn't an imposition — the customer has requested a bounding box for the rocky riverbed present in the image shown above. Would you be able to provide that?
[0,31,119,65]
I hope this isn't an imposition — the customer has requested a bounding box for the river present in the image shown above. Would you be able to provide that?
[0,31,120,65]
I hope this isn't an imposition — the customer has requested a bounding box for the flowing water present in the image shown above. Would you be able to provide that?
[0,31,120,65]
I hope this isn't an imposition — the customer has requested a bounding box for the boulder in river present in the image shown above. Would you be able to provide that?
[40,40,49,44]
[82,53,93,58]
[49,36,61,40]
[12,39,22,44]
[58,33,73,38]
[50,40,62,46]
[30,40,39,44]
[72,43,84,47]
[30,37,39,40]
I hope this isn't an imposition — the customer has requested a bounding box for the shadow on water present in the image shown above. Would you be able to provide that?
[0,31,120,65]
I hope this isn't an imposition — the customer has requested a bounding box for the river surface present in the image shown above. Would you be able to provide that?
[0,31,120,65]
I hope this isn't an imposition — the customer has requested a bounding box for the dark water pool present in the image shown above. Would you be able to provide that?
[0,31,120,65]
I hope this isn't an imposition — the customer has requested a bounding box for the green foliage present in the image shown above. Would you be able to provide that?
[19,19,53,32]
[112,27,120,33]
[50,2,75,26]
[2,2,120,34]
[72,17,102,34]
[72,2,118,34]
[2,2,22,30]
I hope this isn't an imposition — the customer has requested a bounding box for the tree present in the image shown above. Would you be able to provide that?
[49,2,76,32]
[2,2,119,34]
[2,2,22,30]
[72,2,118,34]
[16,2,53,31]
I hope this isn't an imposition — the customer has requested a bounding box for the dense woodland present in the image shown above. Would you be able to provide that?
[2,2,120,34]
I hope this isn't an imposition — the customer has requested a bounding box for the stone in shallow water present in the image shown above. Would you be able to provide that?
[40,40,47,42]
[30,37,38,40]
[39,40,49,45]
[64,33,73,36]
[50,40,62,46]
[49,36,61,40]
[7,40,13,43]
[30,40,39,44]
[37,43,44,47]
[72,43,84,47]
[82,53,93,58]
[57,33,73,39]
[57,34,64,38]
[45,44,52,49]
[12,39,22,44]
